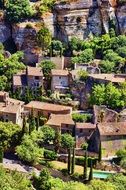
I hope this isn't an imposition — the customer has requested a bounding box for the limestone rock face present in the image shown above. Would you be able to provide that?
[54,0,102,41]
[53,0,126,42]
[12,22,42,64]
[0,12,11,43]
[116,4,126,34]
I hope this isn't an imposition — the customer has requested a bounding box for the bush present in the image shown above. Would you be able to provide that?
[72,113,92,122]
[44,149,57,160]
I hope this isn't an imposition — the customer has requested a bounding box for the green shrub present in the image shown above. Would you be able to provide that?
[44,149,57,160]
[72,113,92,122]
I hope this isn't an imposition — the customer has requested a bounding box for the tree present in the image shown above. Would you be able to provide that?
[77,70,88,82]
[22,116,28,135]
[90,84,106,106]
[61,134,75,174]
[0,122,21,150]
[116,46,126,58]
[37,27,52,53]
[39,60,55,78]
[0,166,32,190]
[28,108,36,134]
[71,147,75,174]
[51,40,64,57]
[6,0,33,23]
[98,141,102,162]
[82,143,88,180]
[108,174,126,190]
[105,83,124,109]
[0,146,3,163]
[33,169,52,190]
[54,129,61,153]
[89,179,116,190]
[16,132,43,164]
[88,158,93,181]
[99,60,115,73]
[41,125,55,144]
[0,76,7,91]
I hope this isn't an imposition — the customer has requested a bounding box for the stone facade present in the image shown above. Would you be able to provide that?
[0,92,24,126]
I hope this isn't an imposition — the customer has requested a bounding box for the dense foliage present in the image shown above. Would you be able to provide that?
[72,113,92,122]
[16,131,43,164]
[6,0,33,23]
[0,122,21,150]
[90,82,126,109]
[0,166,32,190]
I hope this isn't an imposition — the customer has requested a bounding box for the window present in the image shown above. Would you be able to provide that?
[59,76,61,79]
[80,129,83,133]
[35,76,39,80]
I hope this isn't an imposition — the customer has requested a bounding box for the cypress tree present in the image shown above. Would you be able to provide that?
[89,158,93,181]
[83,149,88,180]
[71,147,75,174]
[68,148,72,175]
[29,107,36,134]
[22,116,28,134]
[0,146,3,163]
[54,129,61,153]
[98,141,102,162]
[36,116,40,131]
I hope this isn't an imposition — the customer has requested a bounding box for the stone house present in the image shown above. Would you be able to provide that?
[24,101,72,119]
[46,113,75,133]
[0,91,24,126]
[88,74,126,85]
[74,63,100,74]
[51,69,69,93]
[75,122,96,148]
[88,122,126,156]
[13,66,43,95]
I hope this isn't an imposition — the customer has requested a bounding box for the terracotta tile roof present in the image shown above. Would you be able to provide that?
[76,123,96,129]
[25,101,72,113]
[0,91,24,114]
[46,114,74,126]
[8,98,24,105]
[89,74,126,83]
[51,69,69,76]
[27,66,43,76]
[98,122,126,136]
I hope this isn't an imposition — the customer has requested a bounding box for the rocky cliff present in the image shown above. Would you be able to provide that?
[0,0,125,64]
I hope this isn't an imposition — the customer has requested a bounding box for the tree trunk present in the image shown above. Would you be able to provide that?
[98,141,102,162]
[89,159,93,181]
[71,147,75,174]
[68,148,71,175]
